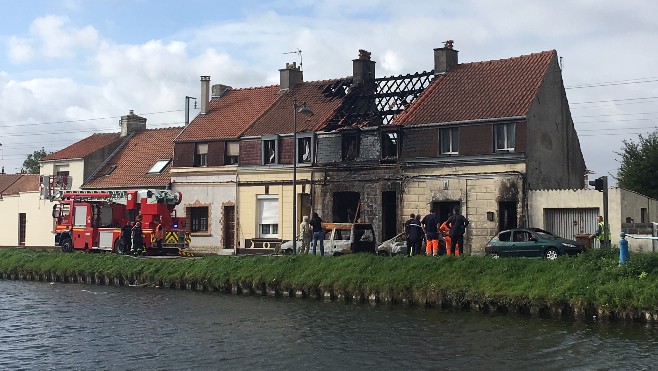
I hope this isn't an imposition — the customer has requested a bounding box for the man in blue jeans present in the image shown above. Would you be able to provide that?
[309,212,324,256]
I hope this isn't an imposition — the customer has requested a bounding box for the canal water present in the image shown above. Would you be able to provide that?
[0,280,656,370]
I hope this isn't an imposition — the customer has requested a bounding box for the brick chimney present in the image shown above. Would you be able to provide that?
[200,76,211,114]
[353,49,376,87]
[120,110,147,137]
[434,40,459,75]
[211,84,232,99]
[279,62,303,91]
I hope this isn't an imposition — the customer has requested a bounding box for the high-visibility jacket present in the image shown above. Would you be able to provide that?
[596,221,610,241]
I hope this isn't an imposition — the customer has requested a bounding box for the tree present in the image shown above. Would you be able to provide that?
[616,131,658,199]
[22,148,51,174]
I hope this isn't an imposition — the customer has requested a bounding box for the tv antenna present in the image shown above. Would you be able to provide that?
[283,49,303,71]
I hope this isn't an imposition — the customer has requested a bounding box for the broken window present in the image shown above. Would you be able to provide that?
[194,143,208,167]
[225,142,239,165]
[440,127,459,155]
[495,123,516,152]
[381,130,399,160]
[341,132,359,161]
[297,135,313,164]
[263,138,278,165]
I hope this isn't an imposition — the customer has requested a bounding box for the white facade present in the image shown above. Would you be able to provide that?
[1,191,55,246]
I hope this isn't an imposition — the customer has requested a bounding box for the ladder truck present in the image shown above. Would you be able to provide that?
[52,189,191,255]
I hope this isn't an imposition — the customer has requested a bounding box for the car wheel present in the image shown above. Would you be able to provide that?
[545,248,559,260]
[61,239,73,253]
[114,239,125,255]
[490,252,500,259]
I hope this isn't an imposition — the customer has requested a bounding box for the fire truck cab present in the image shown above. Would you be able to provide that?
[52,189,190,255]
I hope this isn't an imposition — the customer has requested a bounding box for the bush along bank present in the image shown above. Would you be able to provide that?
[1,248,658,322]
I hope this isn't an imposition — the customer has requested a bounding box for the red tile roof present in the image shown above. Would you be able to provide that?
[43,133,122,161]
[394,50,556,126]
[176,85,282,141]
[0,174,23,194]
[83,127,182,189]
[3,174,40,194]
[243,79,349,136]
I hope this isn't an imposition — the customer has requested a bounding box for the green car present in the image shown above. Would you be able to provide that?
[485,228,585,260]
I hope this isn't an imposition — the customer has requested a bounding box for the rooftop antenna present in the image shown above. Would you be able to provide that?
[283,49,303,71]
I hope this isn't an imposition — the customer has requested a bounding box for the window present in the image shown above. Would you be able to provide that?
[381,131,399,160]
[342,132,359,161]
[498,231,511,242]
[194,143,208,167]
[297,136,313,164]
[440,127,459,155]
[190,206,209,232]
[225,142,239,165]
[104,165,117,176]
[147,159,170,174]
[257,196,279,238]
[263,138,278,165]
[495,123,515,152]
[513,231,532,242]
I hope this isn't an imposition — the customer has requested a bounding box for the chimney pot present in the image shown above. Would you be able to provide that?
[353,49,376,87]
[120,110,147,137]
[434,41,459,75]
[200,76,211,114]
[279,63,303,91]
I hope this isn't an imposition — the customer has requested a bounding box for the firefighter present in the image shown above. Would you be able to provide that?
[121,222,132,254]
[439,219,453,256]
[154,216,165,254]
[132,221,144,255]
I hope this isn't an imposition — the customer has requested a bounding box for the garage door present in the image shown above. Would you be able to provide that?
[543,208,599,240]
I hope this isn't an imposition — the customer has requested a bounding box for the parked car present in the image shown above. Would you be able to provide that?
[484,228,585,260]
[279,223,376,256]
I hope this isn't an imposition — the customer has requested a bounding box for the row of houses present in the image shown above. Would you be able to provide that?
[2,41,657,254]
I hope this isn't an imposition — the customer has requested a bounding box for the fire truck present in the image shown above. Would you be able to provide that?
[52,189,191,255]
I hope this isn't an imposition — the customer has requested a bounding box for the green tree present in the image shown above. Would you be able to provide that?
[22,148,50,174]
[616,131,658,199]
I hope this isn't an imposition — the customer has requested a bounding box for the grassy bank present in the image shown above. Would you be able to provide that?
[1,248,658,321]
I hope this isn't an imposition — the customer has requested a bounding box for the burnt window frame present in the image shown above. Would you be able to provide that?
[341,131,360,161]
[380,128,400,161]
[296,133,314,165]
[262,136,279,165]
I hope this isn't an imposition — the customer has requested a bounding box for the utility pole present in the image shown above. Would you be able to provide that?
[185,96,197,126]
[589,175,610,248]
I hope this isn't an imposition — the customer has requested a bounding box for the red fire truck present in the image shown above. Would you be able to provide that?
[52,189,191,255]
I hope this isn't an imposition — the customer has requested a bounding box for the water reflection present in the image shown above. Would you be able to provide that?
[0,280,655,370]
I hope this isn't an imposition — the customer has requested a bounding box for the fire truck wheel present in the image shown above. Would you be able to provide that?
[61,239,73,253]
[113,239,125,255]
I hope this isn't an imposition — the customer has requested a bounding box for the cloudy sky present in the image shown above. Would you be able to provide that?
[1,0,657,186]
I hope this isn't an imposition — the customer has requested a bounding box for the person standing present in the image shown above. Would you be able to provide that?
[446,207,469,256]
[407,214,423,256]
[439,218,453,256]
[404,213,415,255]
[298,215,312,254]
[421,208,441,256]
[154,216,165,255]
[309,212,324,256]
[132,221,144,256]
[590,215,610,248]
[120,222,132,254]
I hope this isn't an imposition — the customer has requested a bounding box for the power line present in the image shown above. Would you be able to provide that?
[566,77,658,89]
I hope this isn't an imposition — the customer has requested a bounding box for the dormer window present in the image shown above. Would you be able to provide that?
[147,159,171,174]
[381,130,399,161]
[495,123,515,152]
[296,134,313,164]
[440,127,459,155]
[225,142,239,165]
[262,136,279,165]
[341,132,359,161]
[194,143,208,167]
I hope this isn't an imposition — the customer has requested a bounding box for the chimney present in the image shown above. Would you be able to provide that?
[434,40,459,75]
[211,84,232,99]
[279,62,303,91]
[200,76,211,114]
[120,110,147,137]
[353,49,376,87]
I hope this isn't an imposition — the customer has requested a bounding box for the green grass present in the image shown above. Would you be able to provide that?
[1,248,657,313]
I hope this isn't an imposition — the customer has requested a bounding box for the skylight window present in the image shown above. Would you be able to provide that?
[104,165,117,176]
[148,159,171,174]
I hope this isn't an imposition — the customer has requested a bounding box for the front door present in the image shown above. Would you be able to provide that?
[223,205,235,249]
[18,213,26,246]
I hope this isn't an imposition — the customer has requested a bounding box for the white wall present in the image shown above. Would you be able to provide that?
[0,191,55,246]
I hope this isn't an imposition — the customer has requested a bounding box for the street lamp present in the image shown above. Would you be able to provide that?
[292,99,313,254]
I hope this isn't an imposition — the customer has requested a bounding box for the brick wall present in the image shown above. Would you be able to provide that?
[402,127,437,158]
[317,134,342,163]
[173,142,195,167]
[280,137,293,164]
[240,140,261,165]
[359,132,380,161]
[460,124,492,155]
[207,141,225,166]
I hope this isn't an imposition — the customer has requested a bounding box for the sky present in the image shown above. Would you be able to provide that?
[1,0,657,187]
